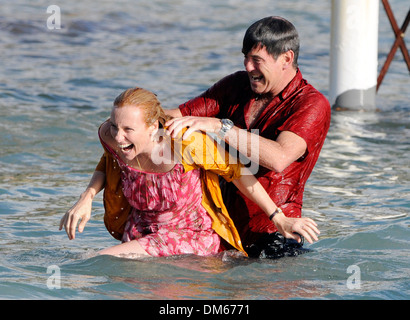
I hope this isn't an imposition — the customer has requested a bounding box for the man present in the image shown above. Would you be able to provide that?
[165,16,331,258]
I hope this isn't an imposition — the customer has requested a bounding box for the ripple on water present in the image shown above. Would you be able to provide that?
[0,0,409,301]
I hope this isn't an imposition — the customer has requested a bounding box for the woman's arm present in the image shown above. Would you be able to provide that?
[232,168,320,244]
[59,170,106,240]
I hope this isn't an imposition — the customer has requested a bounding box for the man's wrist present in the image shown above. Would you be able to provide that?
[218,118,234,139]
[269,207,284,222]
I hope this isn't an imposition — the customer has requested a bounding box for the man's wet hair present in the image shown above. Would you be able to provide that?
[242,16,300,68]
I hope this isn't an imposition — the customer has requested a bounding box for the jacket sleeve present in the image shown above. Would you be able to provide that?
[174,130,243,181]
[171,130,247,255]
[95,153,107,173]
[96,122,131,241]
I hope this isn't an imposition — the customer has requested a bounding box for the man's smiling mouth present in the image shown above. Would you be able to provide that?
[251,74,264,82]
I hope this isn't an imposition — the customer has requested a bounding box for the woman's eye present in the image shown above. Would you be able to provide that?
[110,124,118,133]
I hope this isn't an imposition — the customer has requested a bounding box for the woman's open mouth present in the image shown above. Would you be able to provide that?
[118,143,134,152]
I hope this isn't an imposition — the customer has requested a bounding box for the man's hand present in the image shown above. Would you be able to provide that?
[165,116,222,140]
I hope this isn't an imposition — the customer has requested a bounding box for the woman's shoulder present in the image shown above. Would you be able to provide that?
[98,119,116,150]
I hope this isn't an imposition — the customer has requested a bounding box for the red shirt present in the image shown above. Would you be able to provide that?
[179,70,331,245]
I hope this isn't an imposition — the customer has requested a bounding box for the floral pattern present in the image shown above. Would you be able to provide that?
[115,159,220,257]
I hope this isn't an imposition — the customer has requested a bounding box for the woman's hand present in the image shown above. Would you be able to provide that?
[60,170,105,240]
[272,213,320,244]
[59,191,93,240]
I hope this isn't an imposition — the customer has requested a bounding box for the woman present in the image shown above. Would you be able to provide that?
[60,87,319,257]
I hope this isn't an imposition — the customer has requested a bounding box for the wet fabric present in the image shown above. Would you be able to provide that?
[119,163,221,257]
[245,232,310,259]
[179,69,331,246]
[96,123,247,255]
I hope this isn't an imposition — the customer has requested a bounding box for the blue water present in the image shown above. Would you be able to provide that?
[0,0,409,300]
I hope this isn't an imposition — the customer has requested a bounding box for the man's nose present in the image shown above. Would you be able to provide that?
[244,58,255,72]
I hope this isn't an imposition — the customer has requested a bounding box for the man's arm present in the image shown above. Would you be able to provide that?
[164,108,183,118]
[227,126,307,173]
[165,114,306,173]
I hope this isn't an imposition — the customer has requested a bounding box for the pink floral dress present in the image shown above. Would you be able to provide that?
[106,146,221,257]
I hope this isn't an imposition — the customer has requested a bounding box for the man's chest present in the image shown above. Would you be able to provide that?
[227,97,288,137]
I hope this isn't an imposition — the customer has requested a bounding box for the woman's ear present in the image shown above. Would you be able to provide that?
[149,121,159,141]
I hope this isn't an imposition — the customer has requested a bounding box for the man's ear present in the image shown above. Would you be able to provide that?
[282,50,295,70]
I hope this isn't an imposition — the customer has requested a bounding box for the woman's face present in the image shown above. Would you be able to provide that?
[109,105,156,161]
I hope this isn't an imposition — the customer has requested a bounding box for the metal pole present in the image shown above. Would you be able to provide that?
[330,0,379,111]
[377,1,410,91]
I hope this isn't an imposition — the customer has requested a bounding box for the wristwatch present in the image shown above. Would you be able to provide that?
[218,119,234,139]
[269,207,283,221]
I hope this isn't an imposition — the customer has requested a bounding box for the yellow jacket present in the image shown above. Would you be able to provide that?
[95,124,246,255]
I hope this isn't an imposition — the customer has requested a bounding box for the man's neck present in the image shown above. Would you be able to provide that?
[272,68,297,97]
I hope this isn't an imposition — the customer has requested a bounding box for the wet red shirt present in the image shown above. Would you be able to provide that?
[179,69,331,245]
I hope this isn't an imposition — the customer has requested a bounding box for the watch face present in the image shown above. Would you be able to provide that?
[219,119,234,138]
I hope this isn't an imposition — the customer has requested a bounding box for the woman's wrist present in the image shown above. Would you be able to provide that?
[81,188,96,201]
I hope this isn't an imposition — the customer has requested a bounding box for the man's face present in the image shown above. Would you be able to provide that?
[243,45,284,96]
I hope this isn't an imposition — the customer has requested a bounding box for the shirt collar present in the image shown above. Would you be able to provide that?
[278,68,303,101]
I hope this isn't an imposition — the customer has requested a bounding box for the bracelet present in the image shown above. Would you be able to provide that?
[269,207,283,221]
